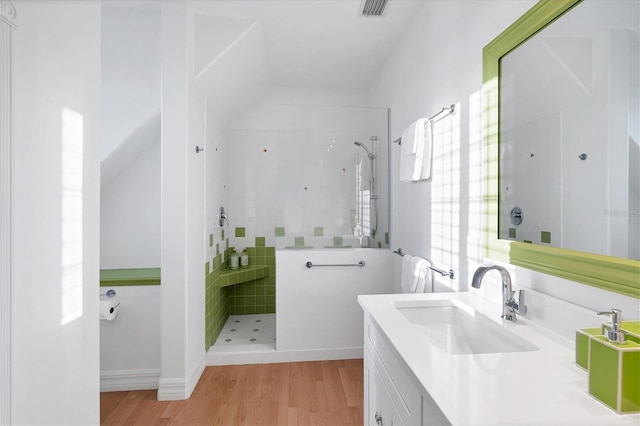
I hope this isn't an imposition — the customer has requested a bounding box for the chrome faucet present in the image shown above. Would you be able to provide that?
[471,265,527,321]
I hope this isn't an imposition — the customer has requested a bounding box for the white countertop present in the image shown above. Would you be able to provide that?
[358,292,640,425]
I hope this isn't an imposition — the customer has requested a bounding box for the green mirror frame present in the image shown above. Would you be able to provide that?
[482,0,640,298]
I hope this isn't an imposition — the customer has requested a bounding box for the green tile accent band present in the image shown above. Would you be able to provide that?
[275,227,285,237]
[209,234,214,247]
[294,237,304,247]
[333,236,343,246]
[385,232,389,245]
[314,226,324,236]
[100,268,161,287]
[509,228,516,238]
[235,227,245,238]
[221,229,225,240]
[255,236,266,247]
[541,231,551,244]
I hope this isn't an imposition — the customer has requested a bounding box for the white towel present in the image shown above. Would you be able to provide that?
[415,259,434,293]
[417,119,434,181]
[401,255,419,293]
[411,118,428,180]
[399,123,418,182]
[414,258,429,293]
[400,118,430,182]
[401,255,432,293]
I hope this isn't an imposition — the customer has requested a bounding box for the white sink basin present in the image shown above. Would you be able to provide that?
[394,300,538,355]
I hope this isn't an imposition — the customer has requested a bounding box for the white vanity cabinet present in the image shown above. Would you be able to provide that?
[363,313,449,426]
[365,346,405,426]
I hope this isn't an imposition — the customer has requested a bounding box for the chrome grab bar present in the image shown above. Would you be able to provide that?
[305,260,365,269]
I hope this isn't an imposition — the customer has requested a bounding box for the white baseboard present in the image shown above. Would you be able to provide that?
[157,352,206,401]
[207,346,363,366]
[100,368,160,392]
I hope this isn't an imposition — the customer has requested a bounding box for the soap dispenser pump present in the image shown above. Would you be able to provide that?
[597,308,625,343]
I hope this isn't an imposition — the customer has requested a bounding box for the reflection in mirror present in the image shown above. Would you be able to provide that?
[499,0,639,260]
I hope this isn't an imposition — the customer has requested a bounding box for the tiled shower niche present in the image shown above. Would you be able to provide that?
[205,235,276,349]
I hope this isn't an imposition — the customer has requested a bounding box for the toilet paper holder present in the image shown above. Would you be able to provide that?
[101,289,116,298]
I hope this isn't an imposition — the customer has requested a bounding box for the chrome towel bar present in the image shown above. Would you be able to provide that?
[393,248,455,279]
[430,266,455,280]
[393,104,456,145]
[305,260,365,269]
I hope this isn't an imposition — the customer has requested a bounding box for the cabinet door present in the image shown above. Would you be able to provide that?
[365,347,405,426]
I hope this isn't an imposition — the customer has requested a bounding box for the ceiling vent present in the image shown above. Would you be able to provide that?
[358,0,389,17]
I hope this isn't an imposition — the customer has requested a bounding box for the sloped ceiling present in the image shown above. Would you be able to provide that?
[194,16,271,123]
[101,109,161,190]
[194,14,257,77]
[192,0,425,123]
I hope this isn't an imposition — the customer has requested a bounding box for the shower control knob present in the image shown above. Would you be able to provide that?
[510,207,523,225]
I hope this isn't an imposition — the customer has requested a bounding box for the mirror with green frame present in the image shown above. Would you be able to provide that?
[483,0,640,298]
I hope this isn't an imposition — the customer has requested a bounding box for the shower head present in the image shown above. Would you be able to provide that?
[354,141,375,159]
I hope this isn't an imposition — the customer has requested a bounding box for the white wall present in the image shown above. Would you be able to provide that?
[100,286,161,391]
[99,1,161,392]
[101,1,161,161]
[11,1,101,424]
[368,1,639,323]
[100,139,161,269]
[186,8,207,391]
[276,249,393,354]
[158,1,205,401]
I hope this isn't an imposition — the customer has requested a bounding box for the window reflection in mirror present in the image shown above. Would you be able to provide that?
[499,0,639,260]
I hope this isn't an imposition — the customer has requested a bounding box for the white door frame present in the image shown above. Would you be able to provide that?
[0,1,16,424]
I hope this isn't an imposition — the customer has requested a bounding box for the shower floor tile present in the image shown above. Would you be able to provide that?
[211,313,276,353]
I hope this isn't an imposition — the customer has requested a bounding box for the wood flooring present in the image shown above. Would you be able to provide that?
[100,359,364,426]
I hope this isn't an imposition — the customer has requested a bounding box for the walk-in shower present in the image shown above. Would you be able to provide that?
[207,103,391,365]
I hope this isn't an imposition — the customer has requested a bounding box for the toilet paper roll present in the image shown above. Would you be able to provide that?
[100,300,120,321]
